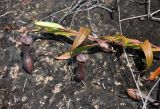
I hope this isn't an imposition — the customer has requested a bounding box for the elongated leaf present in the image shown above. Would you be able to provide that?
[35,21,64,29]
[72,27,91,49]
[151,47,160,52]
[35,21,77,37]
[100,36,117,42]
[101,35,143,47]
[121,35,128,46]
[101,35,128,46]
[55,44,96,60]
[140,40,153,68]
[148,67,160,80]
[126,38,142,45]
[54,31,75,36]
[45,28,75,36]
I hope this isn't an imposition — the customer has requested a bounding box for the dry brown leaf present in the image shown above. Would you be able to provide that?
[54,51,71,60]
[148,67,160,80]
[151,47,160,52]
[140,40,153,68]
[72,27,91,49]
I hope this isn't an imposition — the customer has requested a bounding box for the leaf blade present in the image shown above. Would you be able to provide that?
[35,21,64,29]
[55,44,96,60]
[72,27,91,49]
[148,67,160,80]
[140,40,153,68]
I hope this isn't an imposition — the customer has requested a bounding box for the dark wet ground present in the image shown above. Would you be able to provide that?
[0,0,160,109]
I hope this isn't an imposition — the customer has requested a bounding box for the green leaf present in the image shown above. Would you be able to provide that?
[35,21,64,29]
[140,40,153,68]
[35,21,78,37]
[54,31,75,36]
[44,28,75,36]
[55,44,96,60]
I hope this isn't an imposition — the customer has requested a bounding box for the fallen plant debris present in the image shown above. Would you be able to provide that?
[19,21,160,75]
[33,21,160,65]
[126,88,159,107]
[1,0,160,108]
[19,21,160,81]
[140,40,153,68]
[19,21,160,108]
[72,27,91,50]
[148,67,160,81]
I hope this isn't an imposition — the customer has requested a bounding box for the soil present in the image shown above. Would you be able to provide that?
[0,0,160,109]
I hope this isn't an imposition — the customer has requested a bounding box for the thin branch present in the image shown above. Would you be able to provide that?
[151,17,160,22]
[118,0,146,108]
[147,0,151,18]
[120,14,148,22]
[70,9,79,28]
[123,49,146,106]
[150,9,160,16]
[96,5,112,13]
[41,8,68,21]
[142,78,160,109]
[69,2,88,28]
[87,0,95,32]
[58,0,84,23]
[0,11,13,18]
[117,1,122,35]
[120,9,160,22]
[22,77,28,92]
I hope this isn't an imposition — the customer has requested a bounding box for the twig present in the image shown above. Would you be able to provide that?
[120,14,148,22]
[147,0,151,18]
[97,5,112,13]
[87,0,95,33]
[58,0,112,23]
[69,0,85,12]
[70,10,79,28]
[123,49,145,106]
[120,9,160,22]
[142,78,160,109]
[66,99,72,109]
[22,77,28,92]
[117,0,146,108]
[41,8,68,21]
[0,11,13,18]
[59,0,84,23]
[151,17,160,22]
[70,2,88,28]
[67,0,78,12]
[117,1,122,35]
[150,9,160,16]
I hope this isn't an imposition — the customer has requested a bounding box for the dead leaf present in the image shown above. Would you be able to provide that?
[140,40,153,68]
[151,47,160,52]
[148,67,160,80]
[72,27,91,49]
